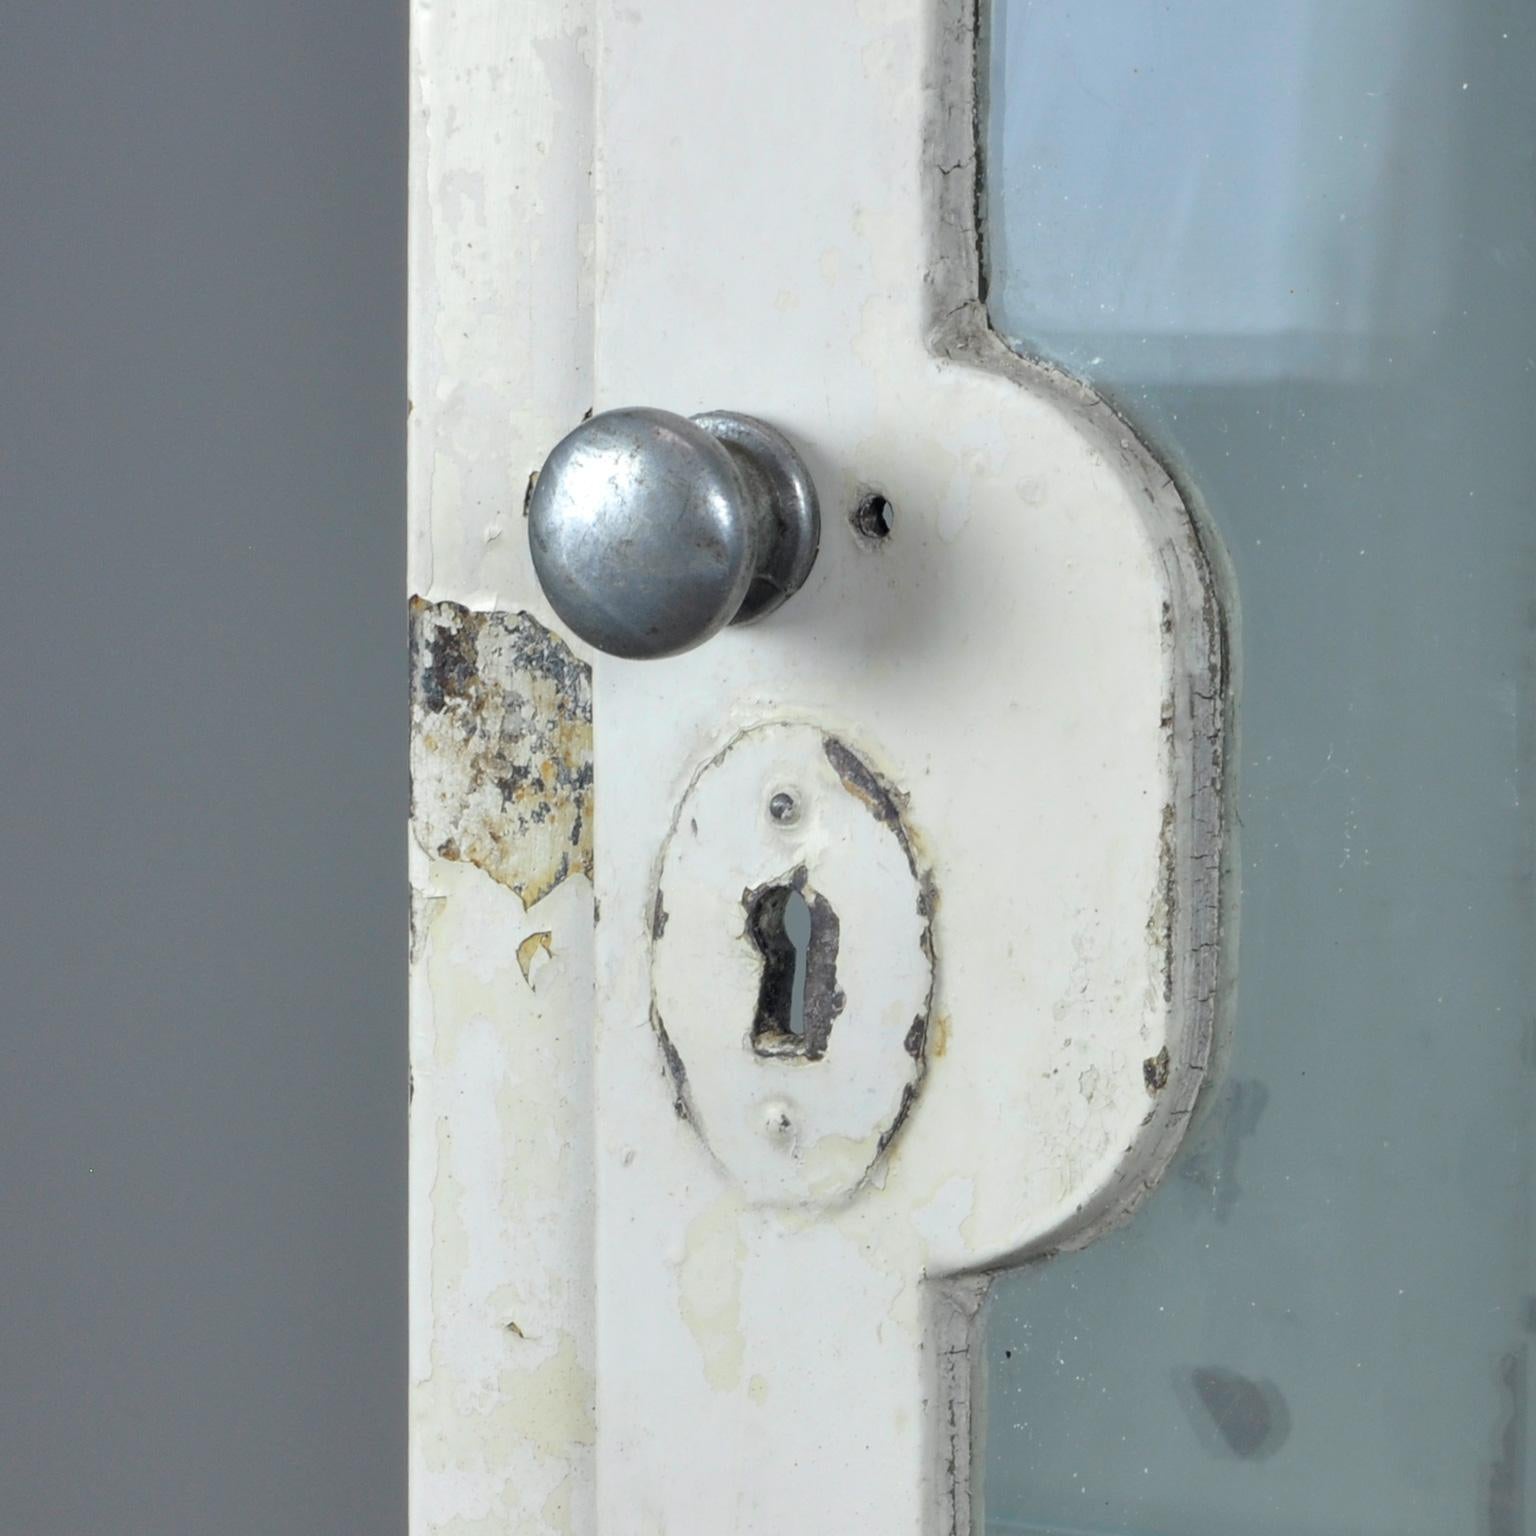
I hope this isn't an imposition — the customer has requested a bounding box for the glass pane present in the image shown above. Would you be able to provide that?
[980,4,1536,1534]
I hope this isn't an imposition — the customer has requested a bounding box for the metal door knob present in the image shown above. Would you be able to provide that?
[527,407,820,659]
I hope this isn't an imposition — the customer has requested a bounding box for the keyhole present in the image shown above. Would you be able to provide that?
[744,870,844,1061]
[782,889,811,1039]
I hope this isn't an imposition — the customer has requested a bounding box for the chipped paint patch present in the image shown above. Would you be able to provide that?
[516,930,553,984]
[410,598,593,908]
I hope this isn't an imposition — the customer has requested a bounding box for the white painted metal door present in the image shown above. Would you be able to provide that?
[408,3,1226,1531]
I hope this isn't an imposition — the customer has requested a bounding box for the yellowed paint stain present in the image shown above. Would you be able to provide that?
[803,1132,879,1203]
[539,1469,579,1534]
[677,1194,747,1392]
[517,929,553,984]
[416,1309,588,1513]
[413,1332,595,1521]
[410,852,595,1532]
[929,1012,951,1058]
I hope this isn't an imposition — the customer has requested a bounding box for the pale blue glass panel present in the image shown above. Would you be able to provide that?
[981,3,1536,1534]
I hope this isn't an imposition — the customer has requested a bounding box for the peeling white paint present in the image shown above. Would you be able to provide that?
[412,0,1229,1530]
[409,0,598,1530]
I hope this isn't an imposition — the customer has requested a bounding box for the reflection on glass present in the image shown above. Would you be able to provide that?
[981,3,1535,1534]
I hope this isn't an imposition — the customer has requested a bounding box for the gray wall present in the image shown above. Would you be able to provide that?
[1,3,406,1530]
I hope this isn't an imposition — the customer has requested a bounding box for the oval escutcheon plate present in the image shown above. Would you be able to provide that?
[651,723,933,1206]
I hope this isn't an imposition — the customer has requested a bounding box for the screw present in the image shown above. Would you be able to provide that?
[760,1099,795,1146]
[768,791,798,824]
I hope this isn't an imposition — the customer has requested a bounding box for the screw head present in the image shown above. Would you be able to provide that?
[768,791,798,824]
[759,1099,796,1147]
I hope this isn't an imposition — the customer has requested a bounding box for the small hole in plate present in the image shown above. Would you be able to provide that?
[852,492,894,542]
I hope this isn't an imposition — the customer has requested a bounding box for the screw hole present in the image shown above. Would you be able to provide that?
[852,492,894,542]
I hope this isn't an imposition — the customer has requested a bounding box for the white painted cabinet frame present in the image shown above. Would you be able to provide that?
[408,2,1228,1533]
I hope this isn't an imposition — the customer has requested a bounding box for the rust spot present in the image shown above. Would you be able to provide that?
[1144,1044,1171,1094]
[409,598,593,908]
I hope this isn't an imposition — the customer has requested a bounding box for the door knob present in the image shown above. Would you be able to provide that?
[527,407,820,659]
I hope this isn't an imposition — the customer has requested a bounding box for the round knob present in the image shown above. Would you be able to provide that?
[528,407,820,659]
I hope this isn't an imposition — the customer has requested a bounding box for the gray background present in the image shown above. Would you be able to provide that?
[1,3,406,1530]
